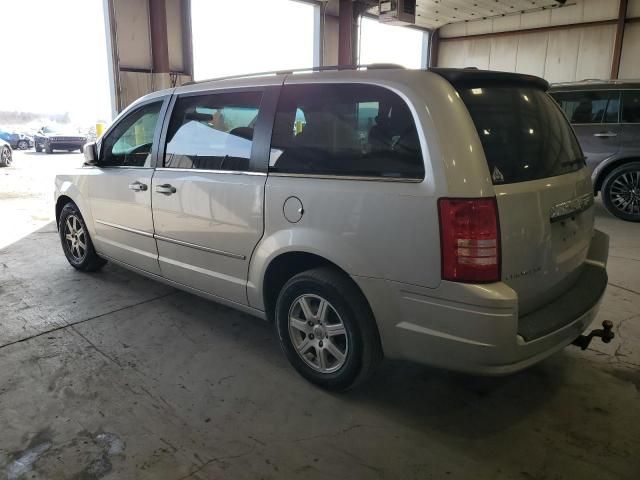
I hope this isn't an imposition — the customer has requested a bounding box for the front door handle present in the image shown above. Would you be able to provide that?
[128,181,148,192]
[155,183,177,195]
[593,132,618,138]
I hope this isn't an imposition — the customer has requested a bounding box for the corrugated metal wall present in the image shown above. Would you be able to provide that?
[437,0,640,82]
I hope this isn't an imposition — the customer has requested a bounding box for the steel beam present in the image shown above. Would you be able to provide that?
[338,0,353,65]
[149,0,170,74]
[611,0,629,79]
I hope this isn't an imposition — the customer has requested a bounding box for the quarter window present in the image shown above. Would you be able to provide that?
[551,91,619,124]
[164,92,262,171]
[621,91,640,123]
[269,84,424,179]
[100,101,162,167]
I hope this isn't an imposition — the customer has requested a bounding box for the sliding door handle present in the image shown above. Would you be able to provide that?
[593,132,618,138]
[128,181,148,192]
[155,184,177,195]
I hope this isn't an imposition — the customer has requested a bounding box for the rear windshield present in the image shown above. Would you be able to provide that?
[458,87,584,185]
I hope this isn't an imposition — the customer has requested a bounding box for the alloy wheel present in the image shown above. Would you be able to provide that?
[609,170,640,217]
[64,215,88,262]
[1,147,11,166]
[288,294,349,374]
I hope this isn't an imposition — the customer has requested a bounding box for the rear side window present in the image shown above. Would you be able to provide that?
[551,90,619,124]
[459,87,583,185]
[622,91,640,123]
[269,83,424,179]
[164,91,262,171]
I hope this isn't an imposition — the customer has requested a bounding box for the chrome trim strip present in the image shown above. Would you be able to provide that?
[155,168,267,176]
[154,234,246,260]
[549,193,594,222]
[95,220,154,238]
[267,172,423,183]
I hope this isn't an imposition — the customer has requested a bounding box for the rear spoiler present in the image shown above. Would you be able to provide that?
[430,68,549,91]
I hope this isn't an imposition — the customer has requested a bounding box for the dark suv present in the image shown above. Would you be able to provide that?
[34,126,86,154]
[550,81,640,222]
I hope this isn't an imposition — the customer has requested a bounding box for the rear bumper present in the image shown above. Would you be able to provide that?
[354,229,609,375]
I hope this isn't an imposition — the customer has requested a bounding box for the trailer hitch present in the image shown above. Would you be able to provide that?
[572,320,615,350]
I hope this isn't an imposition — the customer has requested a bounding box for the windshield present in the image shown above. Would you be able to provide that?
[458,87,584,185]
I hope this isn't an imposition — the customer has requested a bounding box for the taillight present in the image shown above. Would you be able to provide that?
[438,197,501,283]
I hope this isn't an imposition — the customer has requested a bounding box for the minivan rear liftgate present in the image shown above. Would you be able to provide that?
[437,69,614,348]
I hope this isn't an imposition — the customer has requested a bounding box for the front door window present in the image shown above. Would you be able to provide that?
[100,102,163,167]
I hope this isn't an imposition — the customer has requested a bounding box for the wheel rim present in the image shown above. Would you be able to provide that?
[64,215,88,262]
[288,294,349,374]
[609,170,640,216]
[1,147,11,165]
[18,141,27,149]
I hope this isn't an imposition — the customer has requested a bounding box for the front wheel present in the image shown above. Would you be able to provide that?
[45,143,53,154]
[275,267,382,391]
[58,202,107,271]
[602,162,640,222]
[0,146,12,167]
[17,140,28,150]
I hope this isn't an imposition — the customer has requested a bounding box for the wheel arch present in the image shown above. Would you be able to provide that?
[55,195,75,227]
[260,251,373,326]
[594,156,640,192]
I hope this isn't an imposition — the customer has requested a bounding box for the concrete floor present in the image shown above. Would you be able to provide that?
[1,151,639,480]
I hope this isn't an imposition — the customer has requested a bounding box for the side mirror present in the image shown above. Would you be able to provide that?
[83,142,98,166]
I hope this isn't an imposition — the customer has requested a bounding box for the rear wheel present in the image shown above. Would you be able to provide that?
[0,146,12,167]
[602,162,640,222]
[275,267,382,391]
[58,202,107,272]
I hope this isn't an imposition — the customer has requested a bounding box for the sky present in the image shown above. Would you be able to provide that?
[0,0,111,125]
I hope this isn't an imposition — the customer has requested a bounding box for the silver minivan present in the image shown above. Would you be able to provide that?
[55,66,611,390]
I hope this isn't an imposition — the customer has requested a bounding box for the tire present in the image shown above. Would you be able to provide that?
[0,146,12,167]
[601,161,640,222]
[275,266,382,391]
[58,202,107,272]
[35,143,42,153]
[45,143,53,154]
[17,140,28,150]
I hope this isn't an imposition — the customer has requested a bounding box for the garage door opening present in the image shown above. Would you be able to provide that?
[358,16,427,69]
[191,0,319,80]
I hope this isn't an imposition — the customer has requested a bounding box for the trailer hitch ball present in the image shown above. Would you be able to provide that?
[572,320,615,350]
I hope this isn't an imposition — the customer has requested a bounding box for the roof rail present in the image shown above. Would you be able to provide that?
[181,63,407,86]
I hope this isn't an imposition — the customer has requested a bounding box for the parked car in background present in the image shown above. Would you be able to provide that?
[0,129,33,150]
[54,67,611,390]
[550,81,640,222]
[0,139,12,167]
[34,126,86,154]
